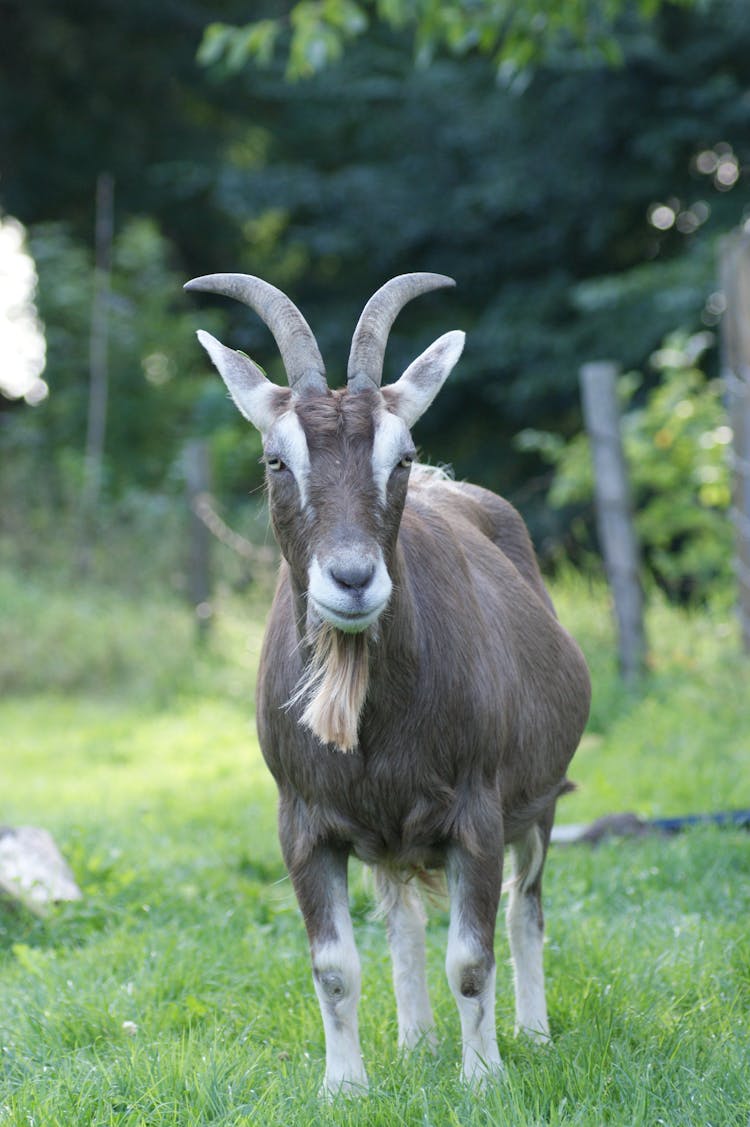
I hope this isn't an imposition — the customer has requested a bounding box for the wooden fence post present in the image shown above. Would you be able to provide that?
[184,439,213,643]
[579,361,647,682]
[78,172,114,575]
[719,230,750,654]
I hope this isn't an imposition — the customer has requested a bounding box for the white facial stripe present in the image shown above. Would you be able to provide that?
[268,410,311,508]
[371,408,412,504]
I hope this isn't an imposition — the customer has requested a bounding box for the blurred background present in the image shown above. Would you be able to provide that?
[1,0,749,675]
[2,10,750,1118]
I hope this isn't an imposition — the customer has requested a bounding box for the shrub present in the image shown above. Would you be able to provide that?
[518,331,734,603]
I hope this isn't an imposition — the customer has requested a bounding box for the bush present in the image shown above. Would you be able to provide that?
[517,331,735,603]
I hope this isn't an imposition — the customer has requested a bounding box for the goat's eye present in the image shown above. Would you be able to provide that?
[398,454,414,469]
[265,455,286,472]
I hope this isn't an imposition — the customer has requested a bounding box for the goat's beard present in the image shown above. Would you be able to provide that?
[288,620,370,753]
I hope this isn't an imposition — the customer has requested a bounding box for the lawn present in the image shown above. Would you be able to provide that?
[1,568,749,1125]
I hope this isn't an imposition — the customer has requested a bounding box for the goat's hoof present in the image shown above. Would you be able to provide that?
[399,1027,438,1054]
[460,1052,505,1089]
[319,1074,369,1100]
[515,1023,552,1046]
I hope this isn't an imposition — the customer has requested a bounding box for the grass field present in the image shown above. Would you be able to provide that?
[1,565,749,1125]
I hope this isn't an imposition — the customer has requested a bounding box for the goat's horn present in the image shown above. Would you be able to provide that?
[184,273,327,394]
[347,273,456,391]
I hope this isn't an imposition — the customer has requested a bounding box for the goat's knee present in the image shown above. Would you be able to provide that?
[446,937,502,1084]
[312,942,362,1025]
[449,956,493,1000]
[314,966,352,1005]
[311,939,368,1095]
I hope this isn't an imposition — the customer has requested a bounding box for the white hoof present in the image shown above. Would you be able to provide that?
[461,1049,505,1088]
[319,1071,369,1099]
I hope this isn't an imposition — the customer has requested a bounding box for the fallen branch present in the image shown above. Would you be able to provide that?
[552,808,750,846]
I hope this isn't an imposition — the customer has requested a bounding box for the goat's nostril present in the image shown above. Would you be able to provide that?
[330,560,376,591]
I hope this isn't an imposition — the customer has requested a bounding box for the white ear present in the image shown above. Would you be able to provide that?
[196,329,286,434]
[383,331,465,428]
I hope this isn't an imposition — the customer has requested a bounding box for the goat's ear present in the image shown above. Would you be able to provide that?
[382,331,465,428]
[196,330,286,434]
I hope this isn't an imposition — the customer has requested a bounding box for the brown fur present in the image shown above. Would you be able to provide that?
[258,426,592,879]
[192,274,592,1091]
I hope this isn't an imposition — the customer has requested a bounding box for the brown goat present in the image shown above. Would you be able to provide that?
[185,272,591,1095]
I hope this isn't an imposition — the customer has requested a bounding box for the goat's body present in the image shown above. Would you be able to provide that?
[188,270,591,1096]
[259,474,589,877]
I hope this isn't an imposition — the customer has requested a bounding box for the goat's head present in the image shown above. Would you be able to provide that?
[185,273,464,637]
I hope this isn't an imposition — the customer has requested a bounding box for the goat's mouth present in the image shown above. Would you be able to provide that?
[307,553,392,635]
[308,596,388,635]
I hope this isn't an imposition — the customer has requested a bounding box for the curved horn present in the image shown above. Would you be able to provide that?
[184,273,327,394]
[347,273,456,391]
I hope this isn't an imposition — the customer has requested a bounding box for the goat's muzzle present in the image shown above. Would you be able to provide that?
[307,551,392,634]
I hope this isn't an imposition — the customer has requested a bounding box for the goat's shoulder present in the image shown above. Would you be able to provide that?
[407,473,554,612]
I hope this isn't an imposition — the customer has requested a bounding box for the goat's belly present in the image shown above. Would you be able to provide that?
[351,832,448,871]
[336,815,453,871]
[298,765,506,871]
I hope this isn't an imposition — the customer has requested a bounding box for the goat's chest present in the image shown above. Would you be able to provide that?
[279,732,502,868]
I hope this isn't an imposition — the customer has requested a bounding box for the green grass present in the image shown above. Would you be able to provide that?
[553,573,750,822]
[1,566,749,1124]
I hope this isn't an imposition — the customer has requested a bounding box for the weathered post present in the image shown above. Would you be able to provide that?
[579,361,647,681]
[184,439,213,643]
[79,172,115,575]
[719,231,750,654]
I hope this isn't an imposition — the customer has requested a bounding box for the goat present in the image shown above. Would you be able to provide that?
[185,271,591,1095]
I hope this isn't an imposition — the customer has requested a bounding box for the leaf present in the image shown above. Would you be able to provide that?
[322,0,367,36]
[196,24,235,69]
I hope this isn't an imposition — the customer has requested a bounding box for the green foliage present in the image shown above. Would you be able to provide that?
[551,571,748,819]
[518,331,735,601]
[188,0,750,522]
[1,217,263,521]
[198,0,698,81]
[23,217,223,495]
[0,566,202,702]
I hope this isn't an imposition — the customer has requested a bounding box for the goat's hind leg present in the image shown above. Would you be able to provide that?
[506,823,551,1042]
[375,868,436,1051]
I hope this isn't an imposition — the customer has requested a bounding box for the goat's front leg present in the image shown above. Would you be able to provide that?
[286,843,367,1096]
[445,844,504,1085]
[375,869,435,1051]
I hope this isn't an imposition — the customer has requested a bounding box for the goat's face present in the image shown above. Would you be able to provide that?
[186,273,464,635]
[265,388,417,633]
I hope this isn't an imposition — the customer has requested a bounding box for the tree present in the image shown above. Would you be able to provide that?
[198,0,697,80]
[0,0,253,261]
[193,1,750,527]
[2,0,749,556]
[520,331,735,599]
